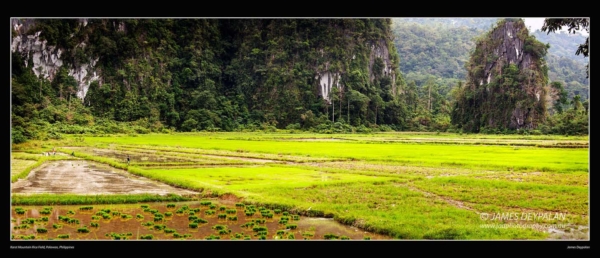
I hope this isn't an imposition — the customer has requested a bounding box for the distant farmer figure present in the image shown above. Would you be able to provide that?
[127,155,130,166]
[71,151,75,156]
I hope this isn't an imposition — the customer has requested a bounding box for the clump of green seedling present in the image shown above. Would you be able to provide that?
[142,222,154,227]
[274,209,282,214]
[200,201,211,206]
[205,235,220,240]
[164,212,173,217]
[39,207,52,215]
[136,214,144,220]
[205,210,215,216]
[77,227,90,233]
[15,207,26,215]
[188,223,198,229]
[140,234,154,240]
[36,228,48,233]
[219,206,226,211]
[252,219,266,224]
[194,218,208,224]
[226,209,237,214]
[363,236,371,240]
[212,224,227,230]
[188,215,198,221]
[292,215,300,220]
[209,204,216,209]
[21,218,35,225]
[278,218,289,225]
[164,228,176,234]
[66,210,75,215]
[302,232,314,238]
[52,224,62,229]
[141,204,149,209]
[57,234,69,239]
[79,206,93,211]
[241,222,255,228]
[341,236,350,240]
[235,203,245,208]
[166,203,176,208]
[253,226,267,232]
[90,222,99,228]
[16,225,30,231]
[24,235,36,240]
[153,224,166,231]
[218,214,227,219]
[285,224,297,230]
[228,216,238,221]
[324,233,339,240]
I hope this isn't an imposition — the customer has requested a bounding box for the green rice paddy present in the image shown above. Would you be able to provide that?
[11,132,589,240]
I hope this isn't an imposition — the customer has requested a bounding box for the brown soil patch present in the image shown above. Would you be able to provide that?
[11,160,200,196]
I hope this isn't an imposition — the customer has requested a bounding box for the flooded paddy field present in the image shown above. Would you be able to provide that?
[11,133,589,240]
[11,160,199,196]
[11,201,391,240]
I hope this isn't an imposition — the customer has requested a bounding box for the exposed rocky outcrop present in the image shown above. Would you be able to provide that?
[11,19,101,101]
[451,19,549,132]
[316,39,399,103]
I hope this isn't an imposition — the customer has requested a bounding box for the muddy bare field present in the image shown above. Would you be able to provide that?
[11,160,199,196]
[11,202,390,240]
[10,159,390,240]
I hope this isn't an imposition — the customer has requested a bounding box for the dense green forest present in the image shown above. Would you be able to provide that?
[10,18,588,144]
[391,18,588,134]
[392,18,589,100]
[12,19,410,144]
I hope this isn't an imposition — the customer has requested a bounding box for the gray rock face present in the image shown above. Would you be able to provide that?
[316,39,398,102]
[463,20,547,131]
[11,19,100,101]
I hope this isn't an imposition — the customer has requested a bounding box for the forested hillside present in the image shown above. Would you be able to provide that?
[391,18,588,101]
[11,19,407,143]
[10,18,588,144]
[532,30,589,100]
[451,19,550,133]
[390,18,588,134]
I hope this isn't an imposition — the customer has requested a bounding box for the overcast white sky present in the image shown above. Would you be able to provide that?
[523,18,545,32]
[523,18,589,36]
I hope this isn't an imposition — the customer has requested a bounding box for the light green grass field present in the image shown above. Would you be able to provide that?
[12,132,589,239]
